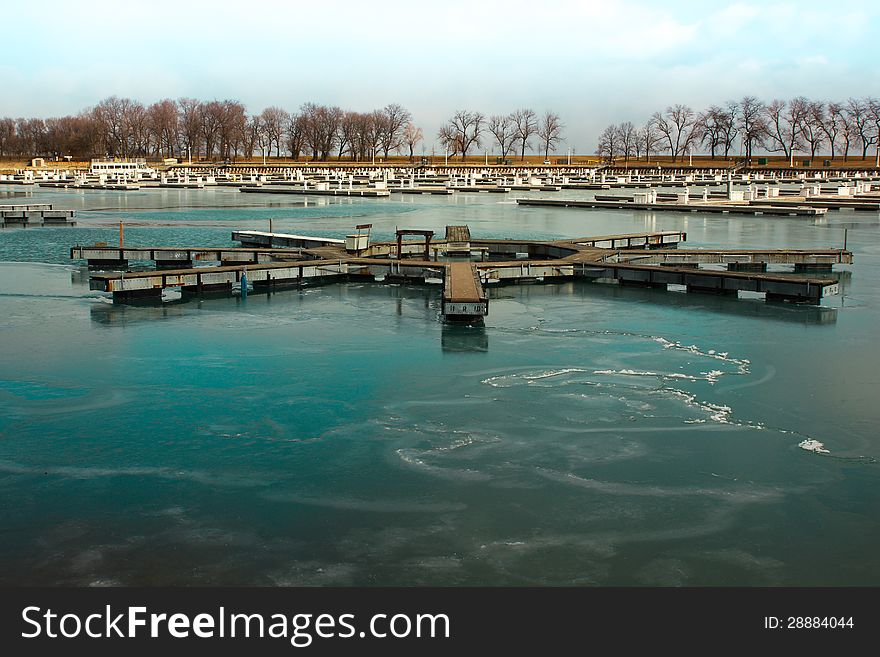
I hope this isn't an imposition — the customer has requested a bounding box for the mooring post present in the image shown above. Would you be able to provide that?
[844,228,848,252]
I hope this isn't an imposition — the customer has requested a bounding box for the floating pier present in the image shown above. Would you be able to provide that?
[231,231,346,249]
[239,186,390,198]
[75,226,851,318]
[442,262,488,322]
[516,197,828,216]
[1,203,76,227]
[749,197,880,212]
[88,260,349,302]
[70,245,312,269]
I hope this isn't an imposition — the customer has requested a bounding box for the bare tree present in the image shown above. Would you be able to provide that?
[336,111,358,160]
[243,115,266,160]
[92,96,132,156]
[177,98,203,160]
[300,103,342,161]
[652,104,697,161]
[615,121,636,166]
[638,119,661,161]
[763,98,808,158]
[847,97,876,158]
[869,97,880,164]
[352,112,375,161]
[738,95,765,160]
[511,108,538,161]
[14,117,47,156]
[200,100,225,159]
[820,101,844,158]
[379,103,411,158]
[124,101,149,156]
[696,106,724,158]
[840,108,857,162]
[717,102,739,158]
[799,101,825,159]
[259,106,288,157]
[0,117,15,156]
[537,111,564,159]
[285,112,305,160]
[218,101,247,160]
[595,124,619,164]
[402,122,423,161]
[488,114,516,159]
[438,110,484,160]
[147,99,179,158]
[437,123,461,158]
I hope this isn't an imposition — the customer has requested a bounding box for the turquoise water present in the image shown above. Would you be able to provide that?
[1,184,879,585]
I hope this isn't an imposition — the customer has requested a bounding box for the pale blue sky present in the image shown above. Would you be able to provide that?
[2,0,877,152]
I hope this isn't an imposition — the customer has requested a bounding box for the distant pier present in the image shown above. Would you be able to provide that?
[1,203,76,227]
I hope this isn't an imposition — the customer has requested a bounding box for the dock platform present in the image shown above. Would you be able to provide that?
[88,259,349,302]
[75,226,850,313]
[442,262,488,322]
[239,186,390,198]
[71,245,313,269]
[516,197,828,216]
[2,203,76,227]
[232,230,346,249]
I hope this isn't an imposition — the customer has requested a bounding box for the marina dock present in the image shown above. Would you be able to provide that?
[76,226,850,315]
[70,245,312,269]
[239,186,391,198]
[442,263,488,321]
[516,197,828,216]
[88,259,349,302]
[1,203,76,227]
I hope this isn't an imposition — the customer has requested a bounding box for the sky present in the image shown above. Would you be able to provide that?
[1,0,878,153]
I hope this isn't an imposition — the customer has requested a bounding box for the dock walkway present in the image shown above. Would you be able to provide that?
[75,227,851,315]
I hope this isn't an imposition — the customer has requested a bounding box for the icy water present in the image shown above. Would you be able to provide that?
[1,184,879,586]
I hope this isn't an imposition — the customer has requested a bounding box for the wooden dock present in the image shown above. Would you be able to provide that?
[75,226,850,310]
[239,186,391,198]
[602,248,853,269]
[442,262,488,322]
[1,203,76,227]
[572,261,838,303]
[88,259,349,302]
[748,197,880,212]
[70,245,313,269]
[231,230,346,249]
[516,197,828,216]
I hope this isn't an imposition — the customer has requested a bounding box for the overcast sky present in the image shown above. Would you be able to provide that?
[2,0,878,153]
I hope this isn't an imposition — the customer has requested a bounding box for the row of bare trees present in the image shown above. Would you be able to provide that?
[596,96,880,164]
[0,97,424,163]
[438,109,564,160]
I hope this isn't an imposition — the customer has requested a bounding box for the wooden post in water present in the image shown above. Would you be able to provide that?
[119,221,124,249]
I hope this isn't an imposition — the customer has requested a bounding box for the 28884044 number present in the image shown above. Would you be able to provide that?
[787,617,854,629]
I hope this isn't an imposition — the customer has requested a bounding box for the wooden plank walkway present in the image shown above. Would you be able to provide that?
[239,186,390,197]
[71,245,312,267]
[442,262,488,321]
